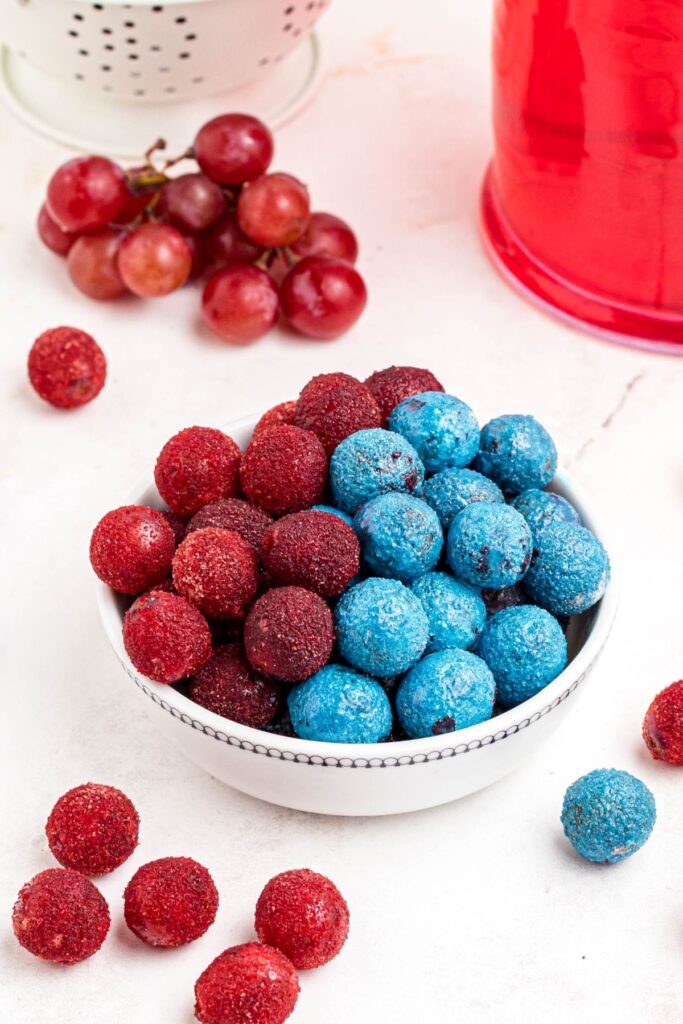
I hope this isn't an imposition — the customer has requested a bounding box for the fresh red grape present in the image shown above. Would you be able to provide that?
[194,113,274,186]
[184,233,209,280]
[290,211,359,264]
[118,223,192,298]
[67,229,128,301]
[238,173,310,248]
[46,156,127,233]
[280,256,367,340]
[205,211,264,268]
[112,181,157,227]
[202,266,279,344]
[157,173,226,233]
[37,203,77,256]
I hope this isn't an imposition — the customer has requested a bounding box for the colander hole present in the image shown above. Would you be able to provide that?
[150,45,161,52]
[175,16,187,23]
[73,13,84,21]
[126,38,137,44]
[102,28,112,34]
[284,23,292,31]
[103,85,112,92]
[185,34,196,41]
[285,4,295,12]
[124,21,135,28]
[128,53,139,60]
[93,3,103,10]
[159,66,170,73]
[152,6,164,12]
[75,73,84,80]
[134,89,146,96]
[130,71,141,78]
[104,44,114,51]
[78,49,89,56]
[165,87,176,93]
[179,52,191,59]
[68,30,79,37]
[101,64,112,71]
[259,57,270,65]
[192,76,204,83]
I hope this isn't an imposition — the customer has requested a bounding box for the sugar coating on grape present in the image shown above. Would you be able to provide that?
[260,510,360,597]
[244,586,333,683]
[424,467,504,528]
[28,326,106,409]
[123,589,212,683]
[280,256,367,340]
[255,869,350,969]
[511,488,581,537]
[253,401,297,438]
[446,501,532,590]
[124,856,218,947]
[288,664,392,744]
[335,577,429,677]
[329,428,424,515]
[46,783,139,876]
[474,414,558,495]
[240,425,327,516]
[561,769,656,864]
[12,868,110,965]
[155,426,241,516]
[173,527,259,620]
[189,643,281,727]
[396,649,496,738]
[187,498,273,550]
[294,372,382,455]
[524,521,610,616]
[353,492,443,581]
[478,605,568,707]
[90,505,176,594]
[642,681,683,765]
[364,365,444,423]
[194,942,299,1024]
[389,392,480,473]
[410,571,486,652]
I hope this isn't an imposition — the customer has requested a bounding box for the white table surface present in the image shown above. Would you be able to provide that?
[2,2,682,1022]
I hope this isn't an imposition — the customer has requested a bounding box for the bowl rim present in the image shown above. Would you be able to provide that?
[96,413,618,768]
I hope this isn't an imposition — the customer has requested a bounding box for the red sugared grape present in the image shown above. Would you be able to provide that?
[158,173,226,233]
[68,229,128,301]
[238,173,310,248]
[202,266,279,344]
[280,257,367,339]
[194,113,274,186]
[37,203,77,256]
[46,156,127,233]
[290,212,358,264]
[118,222,192,298]
[205,211,264,269]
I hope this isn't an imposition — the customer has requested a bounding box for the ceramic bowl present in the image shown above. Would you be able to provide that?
[97,414,618,816]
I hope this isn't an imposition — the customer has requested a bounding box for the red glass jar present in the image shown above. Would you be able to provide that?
[481,0,683,352]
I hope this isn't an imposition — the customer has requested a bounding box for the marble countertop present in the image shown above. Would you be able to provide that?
[1,2,682,1022]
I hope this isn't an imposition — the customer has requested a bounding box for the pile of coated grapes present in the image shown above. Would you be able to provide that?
[37,113,366,344]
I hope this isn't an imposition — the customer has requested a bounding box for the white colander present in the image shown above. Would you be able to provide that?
[0,0,331,153]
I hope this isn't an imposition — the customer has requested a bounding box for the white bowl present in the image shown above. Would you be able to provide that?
[97,414,618,816]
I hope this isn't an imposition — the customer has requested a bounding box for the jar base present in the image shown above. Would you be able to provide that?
[480,164,683,356]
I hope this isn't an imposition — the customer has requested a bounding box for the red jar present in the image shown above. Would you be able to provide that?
[481,0,683,352]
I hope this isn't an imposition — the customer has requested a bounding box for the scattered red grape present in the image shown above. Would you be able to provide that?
[254,869,349,969]
[202,266,279,344]
[12,869,110,965]
[45,783,139,876]
[643,680,683,765]
[68,229,128,301]
[46,156,127,233]
[290,211,358,264]
[195,943,299,1024]
[124,856,218,948]
[280,256,367,340]
[194,113,274,185]
[28,326,106,409]
[158,173,226,233]
[37,203,77,256]
[118,222,192,298]
[238,173,311,248]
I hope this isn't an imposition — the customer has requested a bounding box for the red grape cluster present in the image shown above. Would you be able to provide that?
[38,113,367,344]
